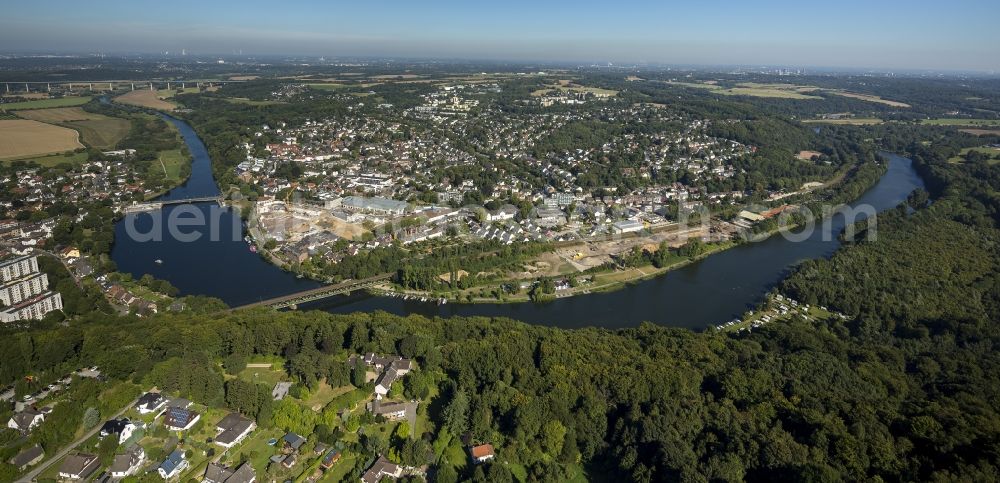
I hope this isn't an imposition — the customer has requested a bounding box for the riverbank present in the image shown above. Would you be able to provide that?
[110,111,922,328]
[350,158,882,305]
[365,240,739,304]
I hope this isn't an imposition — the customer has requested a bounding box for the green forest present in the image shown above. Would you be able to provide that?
[2,139,999,482]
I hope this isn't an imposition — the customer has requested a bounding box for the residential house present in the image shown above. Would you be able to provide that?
[7,408,44,433]
[157,450,188,479]
[9,445,44,471]
[58,453,100,480]
[109,445,145,478]
[163,407,200,432]
[363,354,412,398]
[282,432,306,453]
[320,450,341,469]
[361,455,402,483]
[99,418,137,445]
[470,444,495,464]
[136,392,166,415]
[214,413,256,448]
[367,399,408,421]
[204,462,256,483]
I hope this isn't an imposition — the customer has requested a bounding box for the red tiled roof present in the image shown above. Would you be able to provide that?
[471,444,494,458]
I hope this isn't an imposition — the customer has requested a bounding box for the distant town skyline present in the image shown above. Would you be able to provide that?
[3,0,999,72]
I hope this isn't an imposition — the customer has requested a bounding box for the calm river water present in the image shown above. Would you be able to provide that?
[112,116,924,329]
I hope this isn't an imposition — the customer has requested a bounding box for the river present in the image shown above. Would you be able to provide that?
[112,116,924,329]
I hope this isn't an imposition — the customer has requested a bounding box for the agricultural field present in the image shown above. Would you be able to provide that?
[0,119,83,159]
[114,89,178,110]
[308,82,381,90]
[826,90,911,107]
[308,83,349,90]
[662,80,723,90]
[719,83,822,99]
[0,96,92,110]
[2,92,49,99]
[15,106,99,122]
[960,128,1000,136]
[802,117,884,125]
[370,74,424,80]
[921,118,1000,127]
[65,118,131,149]
[219,97,285,106]
[0,150,89,166]
[158,87,201,98]
[15,106,131,149]
[663,81,822,99]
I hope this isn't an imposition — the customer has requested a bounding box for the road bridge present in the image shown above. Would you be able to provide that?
[122,196,224,213]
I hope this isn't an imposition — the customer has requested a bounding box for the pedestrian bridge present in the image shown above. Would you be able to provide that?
[230,273,393,311]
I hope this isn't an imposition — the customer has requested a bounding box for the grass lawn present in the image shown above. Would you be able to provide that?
[0,96,92,110]
[444,439,469,470]
[947,146,1000,164]
[591,267,648,285]
[224,427,283,476]
[36,453,68,481]
[238,365,287,389]
[413,383,439,437]
[321,387,369,414]
[508,463,529,482]
[825,91,910,107]
[65,118,131,149]
[301,381,353,411]
[318,452,358,482]
[157,149,189,182]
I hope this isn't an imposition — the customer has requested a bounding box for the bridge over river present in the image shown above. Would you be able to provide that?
[122,196,224,213]
[231,273,393,310]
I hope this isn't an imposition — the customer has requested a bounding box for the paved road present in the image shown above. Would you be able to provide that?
[16,395,141,483]
[404,401,418,435]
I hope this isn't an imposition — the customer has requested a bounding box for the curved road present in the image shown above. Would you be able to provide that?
[16,394,142,483]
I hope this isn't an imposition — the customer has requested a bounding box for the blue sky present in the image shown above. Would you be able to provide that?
[2,0,998,71]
